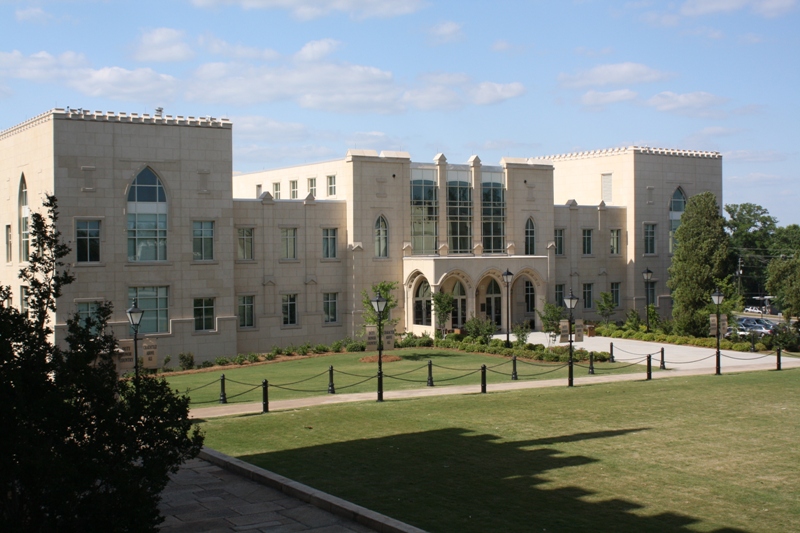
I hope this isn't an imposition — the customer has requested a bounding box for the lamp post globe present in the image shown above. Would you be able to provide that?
[564,289,579,387]
[371,293,388,402]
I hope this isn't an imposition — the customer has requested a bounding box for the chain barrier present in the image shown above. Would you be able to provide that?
[489,364,568,378]
[334,369,376,378]
[333,375,378,391]
[382,364,428,377]
[384,374,429,383]
[268,383,334,393]
[224,385,262,401]
[612,346,663,357]
[271,369,329,387]
[664,353,717,365]
[183,378,220,394]
[226,377,262,387]
[486,359,512,369]
[517,358,573,367]
[721,353,773,361]
[575,357,648,370]
[433,369,482,383]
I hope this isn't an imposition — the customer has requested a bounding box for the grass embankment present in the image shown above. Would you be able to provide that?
[166,349,650,406]
[201,369,799,533]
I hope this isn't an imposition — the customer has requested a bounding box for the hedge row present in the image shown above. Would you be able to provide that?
[593,325,765,352]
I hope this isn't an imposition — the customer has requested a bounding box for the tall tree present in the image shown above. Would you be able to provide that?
[431,289,455,338]
[724,203,777,301]
[595,292,617,326]
[766,256,800,321]
[669,192,730,336]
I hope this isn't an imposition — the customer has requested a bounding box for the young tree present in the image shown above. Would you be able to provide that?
[536,302,564,342]
[0,196,203,531]
[431,289,455,339]
[595,292,617,325]
[361,280,400,329]
[766,256,800,321]
[668,192,730,337]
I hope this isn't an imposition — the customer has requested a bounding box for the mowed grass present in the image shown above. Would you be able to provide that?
[166,349,650,406]
[200,369,800,533]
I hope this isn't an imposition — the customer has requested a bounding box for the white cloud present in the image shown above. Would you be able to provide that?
[402,85,463,110]
[199,34,280,60]
[230,115,309,142]
[740,32,763,43]
[646,91,727,116]
[581,89,638,107]
[680,0,796,17]
[641,11,682,26]
[0,50,88,82]
[191,0,424,20]
[134,28,194,62]
[15,7,54,23]
[686,26,724,38]
[418,72,471,86]
[727,171,782,182]
[468,82,525,105]
[294,39,341,62]
[559,62,670,88]
[492,40,512,52]
[723,149,788,162]
[428,21,463,44]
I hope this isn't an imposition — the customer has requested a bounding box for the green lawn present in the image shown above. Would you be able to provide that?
[166,349,650,406]
[200,368,799,533]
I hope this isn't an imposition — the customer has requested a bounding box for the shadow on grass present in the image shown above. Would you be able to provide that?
[399,351,465,361]
[240,427,748,533]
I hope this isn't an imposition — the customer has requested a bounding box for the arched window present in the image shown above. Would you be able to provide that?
[19,175,29,262]
[451,281,467,328]
[525,218,535,255]
[414,280,432,326]
[375,216,388,257]
[525,280,535,313]
[127,167,168,262]
[485,279,502,326]
[669,188,687,253]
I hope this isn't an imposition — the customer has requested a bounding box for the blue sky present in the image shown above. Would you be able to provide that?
[1,0,798,224]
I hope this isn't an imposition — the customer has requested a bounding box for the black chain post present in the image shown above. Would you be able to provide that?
[328,365,335,394]
[589,351,595,375]
[481,364,487,393]
[660,347,666,370]
[512,355,518,380]
[777,347,782,371]
[610,342,615,363]
[262,380,269,413]
[219,374,227,404]
[646,355,652,380]
[427,359,434,387]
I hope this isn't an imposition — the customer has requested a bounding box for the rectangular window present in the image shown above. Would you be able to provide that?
[447,180,472,254]
[5,225,11,262]
[582,229,593,255]
[646,281,656,307]
[282,294,298,325]
[308,177,316,197]
[611,282,621,307]
[127,213,167,262]
[555,284,565,307]
[322,228,337,259]
[192,221,214,261]
[327,175,336,196]
[20,213,29,262]
[610,229,621,255]
[525,281,535,313]
[411,169,439,254]
[644,224,656,254]
[76,301,101,334]
[20,286,29,316]
[281,228,297,259]
[323,292,338,323]
[290,180,298,199]
[554,229,564,255]
[237,228,254,260]
[481,176,506,254]
[194,298,215,331]
[128,286,169,334]
[583,283,593,309]
[238,295,254,328]
[76,220,101,263]
[272,183,281,199]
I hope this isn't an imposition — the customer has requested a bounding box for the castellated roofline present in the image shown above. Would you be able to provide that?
[535,145,721,161]
[0,108,232,142]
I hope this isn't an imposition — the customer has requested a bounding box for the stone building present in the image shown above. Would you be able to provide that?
[1,109,722,363]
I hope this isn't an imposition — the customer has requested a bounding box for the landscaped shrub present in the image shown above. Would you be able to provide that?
[463,315,497,344]
[732,342,750,352]
[233,354,247,365]
[417,334,434,347]
[330,340,343,353]
[265,352,276,361]
[446,332,464,342]
[611,330,624,338]
[247,352,260,363]
[178,352,195,371]
[489,338,505,348]
[346,341,366,352]
[214,356,230,366]
[285,345,297,356]
[755,342,767,351]
[462,336,475,344]
[200,360,214,368]
[297,343,311,356]
[314,344,328,354]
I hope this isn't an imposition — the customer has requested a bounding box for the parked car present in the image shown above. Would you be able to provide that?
[737,317,760,329]
[743,306,762,314]
[754,318,778,333]
[724,326,749,339]
[744,325,772,337]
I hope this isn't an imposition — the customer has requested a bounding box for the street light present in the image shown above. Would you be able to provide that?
[564,289,579,387]
[502,269,514,348]
[711,288,724,376]
[126,299,145,394]
[371,293,388,402]
[642,267,653,332]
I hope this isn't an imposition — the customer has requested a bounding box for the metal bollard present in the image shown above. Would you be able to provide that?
[646,355,652,380]
[328,365,335,394]
[589,352,595,375]
[777,347,782,371]
[512,355,518,380]
[262,380,269,413]
[219,374,228,404]
[481,364,487,394]
[610,342,615,363]
[660,347,666,370]
[427,360,434,387]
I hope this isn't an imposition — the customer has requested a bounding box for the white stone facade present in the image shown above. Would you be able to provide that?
[1,109,722,363]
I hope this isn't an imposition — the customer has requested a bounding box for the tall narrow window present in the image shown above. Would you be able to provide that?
[238,295,254,328]
[452,282,467,328]
[411,168,438,254]
[20,286,29,316]
[525,280,535,313]
[327,175,336,196]
[447,171,472,254]
[19,176,29,262]
[669,188,687,253]
[375,216,388,257]
[644,224,656,254]
[194,298,215,331]
[255,184,262,198]
[582,229,593,255]
[322,228,337,259]
[127,168,167,262]
[583,283,593,309]
[77,301,101,334]
[290,180,298,199]
[525,219,535,255]
[323,293,338,323]
[128,286,169,333]
[482,171,506,253]
[555,284,565,307]
[282,294,298,325]
[646,281,656,307]
[308,177,316,197]
[414,280,432,326]
[237,228,254,260]
[272,182,281,199]
[281,228,297,259]
[193,221,214,261]
[6,225,12,262]
[611,282,621,307]
[554,229,564,256]
[610,229,621,255]
[76,220,101,263]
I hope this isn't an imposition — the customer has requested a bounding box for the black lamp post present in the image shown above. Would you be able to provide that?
[711,288,724,375]
[642,267,653,332]
[126,299,145,394]
[564,289,579,387]
[371,293,388,402]
[502,269,513,348]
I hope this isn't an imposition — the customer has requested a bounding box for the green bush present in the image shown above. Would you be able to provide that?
[417,334,434,347]
[346,341,366,352]
[233,354,247,365]
[247,352,260,363]
[611,330,624,338]
[755,342,767,351]
[330,340,343,353]
[271,346,283,357]
[314,344,328,354]
[264,352,276,361]
[732,342,751,352]
[285,345,296,356]
[214,357,230,366]
[446,332,464,342]
[462,336,475,344]
[178,352,195,371]
[297,343,311,356]
[200,360,214,368]
[489,338,505,348]
[463,315,497,344]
